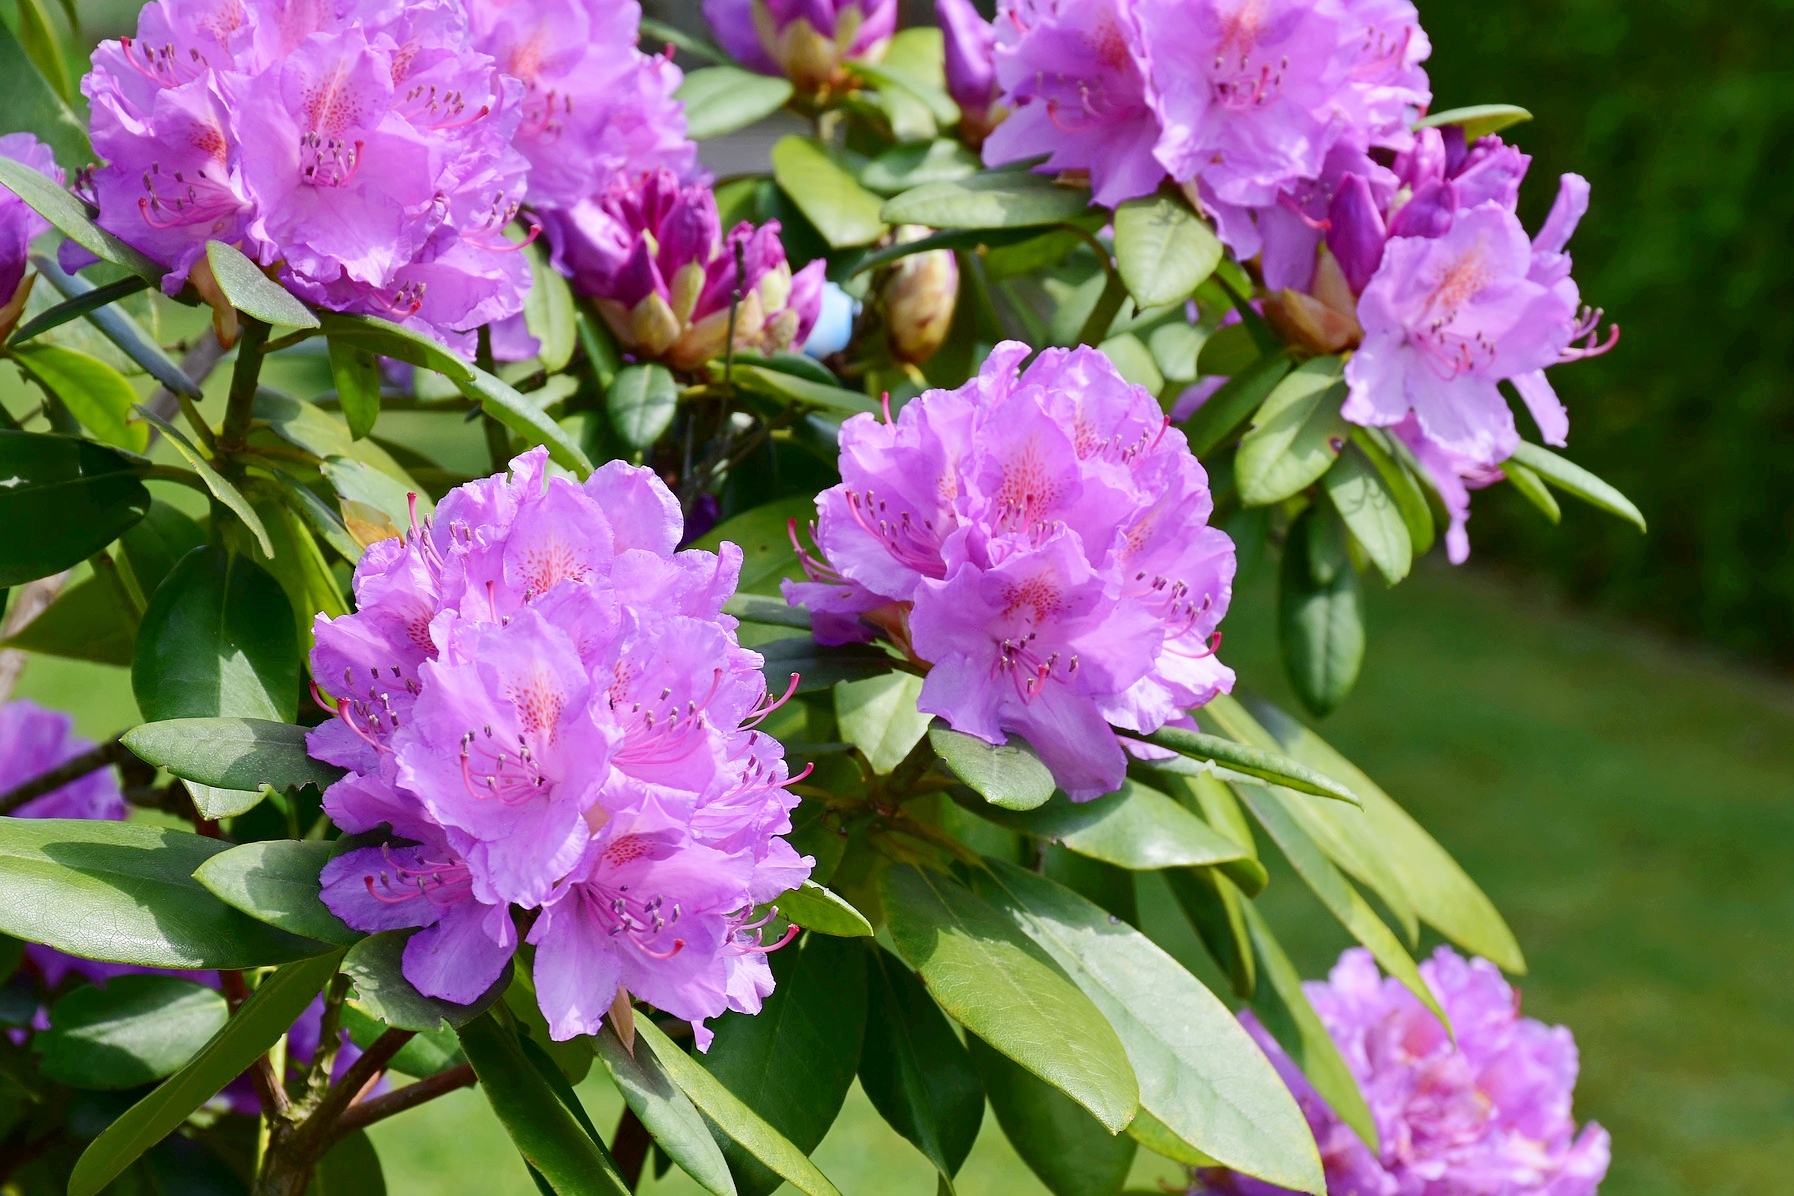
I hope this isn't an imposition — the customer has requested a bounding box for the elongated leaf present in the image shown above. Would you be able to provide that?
[133,545,298,723]
[703,933,867,1196]
[968,1033,1135,1196]
[132,407,274,557]
[1235,357,1350,506]
[1,572,135,666]
[1278,509,1364,717]
[204,241,318,328]
[962,779,1248,870]
[731,363,880,415]
[192,838,362,948]
[975,861,1323,1193]
[523,240,576,372]
[757,637,900,694]
[859,946,984,1179]
[607,363,679,450]
[1505,441,1645,531]
[0,158,158,281]
[11,0,70,103]
[881,172,1092,230]
[851,225,1051,274]
[1323,447,1411,585]
[595,1025,737,1196]
[1143,725,1357,804]
[773,137,888,250]
[861,140,981,196]
[457,1012,630,1196]
[678,66,794,139]
[929,724,1055,811]
[1181,352,1292,458]
[0,18,88,163]
[835,671,930,774]
[39,975,228,1089]
[634,1017,844,1196]
[68,952,344,1196]
[311,1129,386,1196]
[29,253,200,397]
[1163,866,1255,997]
[1349,427,1434,555]
[1112,192,1222,308]
[328,337,382,440]
[123,717,341,792]
[0,818,326,967]
[1502,458,1561,524]
[723,591,811,629]
[878,863,1137,1132]
[774,881,872,937]
[9,274,151,344]
[457,364,593,476]
[1241,903,1376,1150]
[316,312,473,380]
[1414,103,1532,139]
[10,343,148,452]
[0,430,149,586]
[344,931,508,1032]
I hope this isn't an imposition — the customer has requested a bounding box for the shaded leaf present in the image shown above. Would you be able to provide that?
[1181,352,1292,459]
[1278,509,1364,717]
[132,545,297,723]
[594,1024,737,1196]
[1,572,136,666]
[342,930,509,1032]
[457,364,593,476]
[967,1033,1135,1196]
[0,17,88,163]
[693,495,815,594]
[960,779,1249,871]
[28,252,200,397]
[731,363,880,415]
[881,173,1092,231]
[8,275,151,345]
[328,337,382,441]
[39,976,228,1090]
[192,838,363,948]
[316,313,474,383]
[0,430,149,586]
[859,945,983,1178]
[757,637,901,694]
[132,407,274,557]
[120,500,205,598]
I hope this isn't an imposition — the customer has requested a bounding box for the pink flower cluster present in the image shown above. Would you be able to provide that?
[310,449,811,1044]
[1205,947,1610,1196]
[785,342,1236,800]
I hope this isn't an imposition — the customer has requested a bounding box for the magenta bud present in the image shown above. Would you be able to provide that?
[1326,174,1388,295]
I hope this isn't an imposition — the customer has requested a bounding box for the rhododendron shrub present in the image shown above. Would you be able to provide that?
[0,0,1636,1188]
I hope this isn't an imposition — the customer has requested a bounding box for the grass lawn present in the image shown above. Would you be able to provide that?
[15,561,1792,1195]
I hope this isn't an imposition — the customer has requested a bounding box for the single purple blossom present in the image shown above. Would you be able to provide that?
[0,134,57,310]
[785,342,1236,800]
[703,0,896,90]
[543,168,824,370]
[938,0,1000,144]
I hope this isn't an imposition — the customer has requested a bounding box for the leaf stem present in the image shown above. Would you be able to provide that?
[329,1063,477,1142]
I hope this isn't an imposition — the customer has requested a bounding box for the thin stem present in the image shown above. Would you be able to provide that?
[303,975,352,1105]
[329,1063,476,1141]
[219,315,271,455]
[254,1028,416,1196]
[0,737,131,815]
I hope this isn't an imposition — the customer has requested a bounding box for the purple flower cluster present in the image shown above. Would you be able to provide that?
[84,0,533,343]
[785,342,1235,800]
[310,448,811,1044]
[0,134,58,312]
[546,169,824,371]
[979,0,1429,209]
[704,0,896,91]
[1205,947,1610,1196]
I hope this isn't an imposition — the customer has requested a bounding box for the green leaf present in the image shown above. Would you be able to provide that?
[723,591,812,630]
[1111,191,1222,308]
[835,671,930,774]
[1181,351,1294,459]
[859,946,983,1179]
[1501,458,1560,524]
[693,495,816,594]
[1278,509,1364,717]
[928,724,1055,811]
[204,241,318,328]
[960,779,1250,871]
[0,17,88,163]
[854,29,958,127]
[878,863,1137,1132]
[967,1033,1135,1196]
[11,0,70,103]
[10,343,147,452]
[0,162,162,285]
[8,274,152,345]
[122,717,342,793]
[774,880,873,937]
[861,140,982,196]
[757,637,901,694]
[1143,725,1358,804]
[704,933,868,1196]
[1323,447,1411,585]
[634,1017,845,1196]
[1243,698,1524,972]
[607,363,680,450]
[68,952,344,1196]
[343,931,509,1032]
[28,253,201,397]
[523,239,577,373]
[772,137,889,250]
[38,975,227,1090]
[882,172,1093,230]
[1241,903,1376,1151]
[0,430,149,586]
[1,572,136,666]
[1413,103,1533,139]
[328,337,382,441]
[133,545,298,723]
[457,364,594,476]
[730,362,881,415]
[457,1013,630,1196]
[1097,332,1163,393]
[1162,866,1255,997]
[319,455,413,544]
[974,861,1323,1193]
[1505,441,1645,531]
[1148,321,1204,385]
[1195,322,1260,377]
[316,312,475,382]
[131,407,275,557]
[1235,356,1350,506]
[309,1129,387,1196]
[677,66,794,140]
[594,1026,737,1196]
[191,838,363,948]
[120,500,205,597]
[641,16,728,65]
[1349,427,1434,555]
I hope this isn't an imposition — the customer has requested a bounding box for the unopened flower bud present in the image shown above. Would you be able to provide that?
[882,231,959,365]
[704,0,896,91]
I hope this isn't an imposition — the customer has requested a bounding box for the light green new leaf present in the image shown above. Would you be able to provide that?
[192,838,364,948]
[961,780,1249,871]
[677,66,794,140]
[773,882,873,938]
[123,717,342,793]
[1323,447,1411,585]
[1112,192,1222,308]
[1235,356,1350,506]
[607,363,680,450]
[881,173,1092,230]
[1502,458,1561,524]
[594,1025,736,1196]
[1414,104,1532,139]
[457,364,593,476]
[524,239,577,372]
[878,863,1138,1133]
[1144,725,1357,804]
[773,137,888,249]
[204,241,318,328]
[10,343,148,452]
[929,724,1056,811]
[1505,441,1645,531]
[836,671,930,774]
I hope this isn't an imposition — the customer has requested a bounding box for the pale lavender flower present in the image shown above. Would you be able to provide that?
[786,342,1236,800]
[544,168,824,370]
[702,0,897,90]
[0,134,57,308]
[938,0,1000,143]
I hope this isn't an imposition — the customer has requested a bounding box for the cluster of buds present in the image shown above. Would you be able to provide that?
[704,0,897,92]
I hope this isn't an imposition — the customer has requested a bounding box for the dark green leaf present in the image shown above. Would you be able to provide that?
[0,430,149,586]
[835,671,930,774]
[1501,458,1561,524]
[1194,323,1259,377]
[967,1033,1134,1196]
[633,1017,844,1196]
[8,275,151,344]
[607,363,679,450]
[1,572,135,666]
[1413,103,1532,139]
[774,881,872,937]
[851,225,1054,275]
[1111,192,1222,308]
[772,137,888,250]
[928,724,1055,811]
[1143,724,1358,804]
[191,839,362,948]
[133,545,298,723]
[68,952,344,1196]
[316,313,474,382]
[731,363,880,415]
[1181,351,1292,459]
[881,172,1092,230]
[38,976,228,1090]
[757,637,901,694]
[693,495,816,594]
[131,407,275,557]
[11,0,70,103]
[704,933,867,1196]
[1234,357,1350,506]
[861,140,981,196]
[523,240,577,372]
[120,500,205,598]
[677,66,794,140]
[0,17,88,163]
[204,242,318,328]
[327,338,382,441]
[878,863,1137,1132]
[457,1012,631,1196]
[974,861,1323,1194]
[859,946,983,1179]
[457,364,593,476]
[960,779,1250,870]
[1505,440,1645,531]
[122,718,342,793]
[309,1128,386,1196]
[1278,509,1364,717]
[1323,448,1411,585]
[343,931,509,1032]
